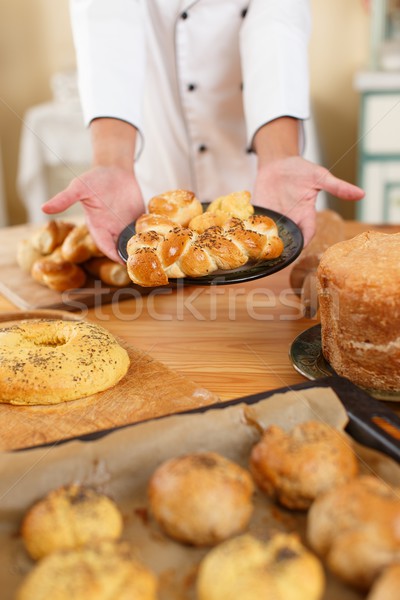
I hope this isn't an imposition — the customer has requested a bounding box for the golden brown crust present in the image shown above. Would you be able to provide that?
[189,210,231,233]
[21,484,123,560]
[31,248,87,292]
[31,220,75,255]
[307,475,400,590]
[16,541,158,600]
[368,564,400,600]
[206,190,254,220]
[61,224,104,263]
[148,189,203,226]
[126,214,284,287]
[135,213,177,235]
[148,452,255,546]
[249,420,359,510]
[84,257,131,287]
[197,533,325,600]
[0,319,130,405]
[317,231,400,391]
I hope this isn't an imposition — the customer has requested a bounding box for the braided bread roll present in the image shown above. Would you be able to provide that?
[126,215,284,287]
[31,248,87,292]
[61,224,104,263]
[31,220,75,255]
[84,257,131,287]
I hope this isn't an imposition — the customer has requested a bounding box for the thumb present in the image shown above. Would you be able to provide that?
[315,168,365,201]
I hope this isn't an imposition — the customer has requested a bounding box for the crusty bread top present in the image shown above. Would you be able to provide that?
[0,319,130,405]
[318,231,400,300]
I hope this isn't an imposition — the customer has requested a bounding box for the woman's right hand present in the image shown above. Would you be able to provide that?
[42,117,144,263]
[42,165,145,263]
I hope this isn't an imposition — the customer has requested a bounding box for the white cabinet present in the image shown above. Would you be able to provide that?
[354,70,400,222]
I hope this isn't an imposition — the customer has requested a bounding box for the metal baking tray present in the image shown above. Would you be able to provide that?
[18,375,400,463]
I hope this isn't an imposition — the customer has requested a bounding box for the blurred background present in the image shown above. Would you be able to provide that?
[0,1,397,227]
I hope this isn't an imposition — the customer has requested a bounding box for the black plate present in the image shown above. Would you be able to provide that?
[117,205,303,286]
[290,323,400,402]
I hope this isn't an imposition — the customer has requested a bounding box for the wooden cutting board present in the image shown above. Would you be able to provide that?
[0,222,138,310]
[0,311,220,451]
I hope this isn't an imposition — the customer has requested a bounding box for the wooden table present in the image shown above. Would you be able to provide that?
[0,220,398,404]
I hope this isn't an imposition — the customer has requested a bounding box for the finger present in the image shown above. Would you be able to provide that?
[314,169,365,201]
[42,189,83,214]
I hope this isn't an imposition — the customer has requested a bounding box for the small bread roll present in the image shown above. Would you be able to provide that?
[16,541,158,600]
[61,224,103,263]
[31,220,75,255]
[31,248,87,292]
[307,475,400,590]
[16,238,42,272]
[188,210,230,233]
[207,190,254,220]
[135,213,177,235]
[197,533,325,600]
[148,452,255,546]
[250,420,359,510]
[368,564,400,600]
[84,257,131,287]
[21,484,124,560]
[148,189,203,226]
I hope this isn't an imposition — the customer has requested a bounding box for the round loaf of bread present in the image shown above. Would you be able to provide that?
[148,451,255,546]
[307,475,400,591]
[0,319,130,405]
[21,484,123,560]
[317,231,400,392]
[197,533,325,600]
[16,541,158,600]
[249,420,359,510]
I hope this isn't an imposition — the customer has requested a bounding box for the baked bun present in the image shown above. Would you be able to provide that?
[31,220,75,255]
[135,213,177,235]
[21,484,123,560]
[16,541,158,600]
[250,421,359,510]
[148,189,203,226]
[31,248,87,292]
[84,257,131,287]
[317,231,400,392]
[368,564,400,600]
[197,533,325,600]
[61,224,104,263]
[206,190,254,220]
[148,452,255,546]
[16,238,42,273]
[0,319,130,405]
[188,210,230,233]
[307,475,400,590]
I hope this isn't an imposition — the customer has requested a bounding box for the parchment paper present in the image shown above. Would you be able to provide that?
[1,386,399,600]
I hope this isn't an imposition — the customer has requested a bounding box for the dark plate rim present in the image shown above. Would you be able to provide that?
[289,323,400,402]
[117,204,303,286]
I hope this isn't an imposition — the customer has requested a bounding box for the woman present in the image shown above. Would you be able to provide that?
[43,0,364,262]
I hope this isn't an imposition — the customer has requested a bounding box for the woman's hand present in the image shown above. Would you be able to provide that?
[253,156,365,246]
[253,118,365,246]
[42,117,144,263]
[42,165,145,262]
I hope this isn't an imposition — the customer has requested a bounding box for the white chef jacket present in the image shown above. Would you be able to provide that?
[70,0,311,203]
